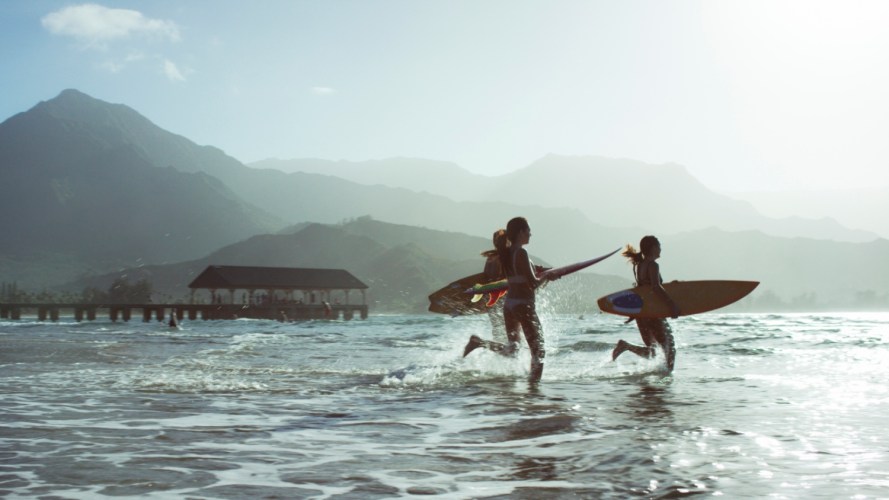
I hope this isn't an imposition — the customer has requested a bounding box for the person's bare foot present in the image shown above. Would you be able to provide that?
[612,340,628,361]
[463,335,483,357]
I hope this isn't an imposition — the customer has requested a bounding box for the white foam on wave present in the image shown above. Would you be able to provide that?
[381,326,668,386]
[380,341,533,387]
[122,368,271,393]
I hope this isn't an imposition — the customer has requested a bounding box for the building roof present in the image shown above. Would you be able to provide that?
[188,266,368,290]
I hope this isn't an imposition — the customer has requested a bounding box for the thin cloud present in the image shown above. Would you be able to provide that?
[99,61,124,73]
[162,59,186,82]
[98,52,143,73]
[311,86,336,96]
[41,3,180,47]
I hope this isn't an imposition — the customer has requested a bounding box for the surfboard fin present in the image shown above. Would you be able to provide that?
[486,289,507,307]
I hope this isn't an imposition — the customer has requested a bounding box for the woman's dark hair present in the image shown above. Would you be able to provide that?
[506,217,529,243]
[498,217,529,274]
[622,235,659,265]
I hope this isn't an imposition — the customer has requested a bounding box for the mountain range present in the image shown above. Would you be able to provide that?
[0,90,280,269]
[1,89,886,312]
[65,217,631,314]
[252,156,882,242]
[727,188,889,241]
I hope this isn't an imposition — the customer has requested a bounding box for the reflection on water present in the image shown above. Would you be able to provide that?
[513,456,561,481]
[628,382,673,422]
[501,414,579,442]
[2,312,889,498]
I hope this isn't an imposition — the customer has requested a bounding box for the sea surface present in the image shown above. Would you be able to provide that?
[2,307,889,499]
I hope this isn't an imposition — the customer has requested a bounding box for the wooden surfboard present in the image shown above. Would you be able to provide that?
[597,280,759,319]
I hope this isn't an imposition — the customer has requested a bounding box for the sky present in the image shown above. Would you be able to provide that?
[2,0,888,192]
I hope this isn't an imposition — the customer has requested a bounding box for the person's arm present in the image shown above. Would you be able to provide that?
[648,261,680,318]
[517,249,546,288]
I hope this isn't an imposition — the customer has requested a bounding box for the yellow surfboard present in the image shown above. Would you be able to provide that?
[597,280,759,318]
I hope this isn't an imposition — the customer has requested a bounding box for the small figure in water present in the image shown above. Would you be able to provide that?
[323,301,332,318]
[612,235,680,372]
[168,309,179,329]
[463,217,556,382]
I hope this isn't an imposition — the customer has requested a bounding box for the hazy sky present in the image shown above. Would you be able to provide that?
[2,0,888,192]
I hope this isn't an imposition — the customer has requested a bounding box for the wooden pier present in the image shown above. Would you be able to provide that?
[1,265,371,323]
[0,302,368,322]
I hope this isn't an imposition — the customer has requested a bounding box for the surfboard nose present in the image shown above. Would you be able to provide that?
[599,290,643,315]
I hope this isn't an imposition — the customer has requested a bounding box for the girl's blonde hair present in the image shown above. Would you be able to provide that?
[481,229,508,258]
[622,235,659,265]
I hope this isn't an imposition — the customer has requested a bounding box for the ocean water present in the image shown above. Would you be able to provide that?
[2,307,889,499]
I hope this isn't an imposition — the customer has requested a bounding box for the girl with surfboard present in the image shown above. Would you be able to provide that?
[463,217,556,382]
[612,235,680,372]
[481,229,509,341]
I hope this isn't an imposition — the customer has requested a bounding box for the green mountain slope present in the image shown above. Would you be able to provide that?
[0,90,283,276]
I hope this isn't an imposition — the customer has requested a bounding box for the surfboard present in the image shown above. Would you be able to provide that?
[428,272,491,315]
[464,247,622,296]
[597,280,759,319]
[428,247,622,316]
[539,247,622,280]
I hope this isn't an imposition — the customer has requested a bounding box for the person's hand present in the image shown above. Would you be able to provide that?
[541,270,560,281]
[670,302,680,319]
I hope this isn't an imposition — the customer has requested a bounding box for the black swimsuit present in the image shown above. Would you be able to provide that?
[504,247,544,363]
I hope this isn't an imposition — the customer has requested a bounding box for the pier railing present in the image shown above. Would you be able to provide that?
[0,302,368,322]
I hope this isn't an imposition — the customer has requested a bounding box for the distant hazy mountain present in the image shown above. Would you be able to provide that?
[502,155,881,242]
[0,89,283,276]
[664,228,889,306]
[727,188,889,241]
[253,155,879,243]
[252,157,487,196]
[229,168,636,267]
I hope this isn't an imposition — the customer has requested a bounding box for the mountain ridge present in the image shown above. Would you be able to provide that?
[0,89,283,270]
[253,154,878,243]
[1,89,887,312]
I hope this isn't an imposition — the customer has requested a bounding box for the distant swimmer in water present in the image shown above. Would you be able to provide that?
[611,235,680,372]
[168,309,179,329]
[323,301,332,318]
[463,217,557,382]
